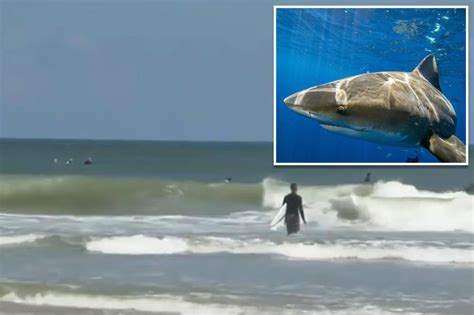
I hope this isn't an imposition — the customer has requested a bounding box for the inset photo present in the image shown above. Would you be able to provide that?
[274,6,468,165]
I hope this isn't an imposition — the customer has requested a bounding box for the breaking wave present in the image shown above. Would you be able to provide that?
[0,234,45,246]
[0,291,248,315]
[263,179,473,233]
[3,232,471,265]
[1,176,472,232]
[85,235,473,265]
[0,290,432,315]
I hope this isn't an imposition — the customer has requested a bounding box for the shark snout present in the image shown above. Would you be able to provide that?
[283,91,309,116]
[283,92,301,108]
[284,86,338,114]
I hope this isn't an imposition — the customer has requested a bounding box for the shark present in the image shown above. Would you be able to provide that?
[283,55,466,163]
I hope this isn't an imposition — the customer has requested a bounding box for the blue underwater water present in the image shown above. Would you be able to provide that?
[276,8,467,163]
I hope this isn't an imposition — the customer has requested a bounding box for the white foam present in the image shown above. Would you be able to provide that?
[85,235,473,264]
[0,292,425,315]
[351,194,473,232]
[0,234,44,246]
[0,292,245,315]
[86,235,189,254]
[262,179,474,233]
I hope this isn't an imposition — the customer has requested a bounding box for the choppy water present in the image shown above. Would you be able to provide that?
[276,8,467,163]
[0,139,473,314]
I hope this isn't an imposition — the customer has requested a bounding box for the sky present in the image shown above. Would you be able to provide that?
[1,0,472,142]
[1,0,273,141]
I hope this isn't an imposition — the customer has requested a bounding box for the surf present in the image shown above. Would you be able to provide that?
[0,291,248,315]
[84,235,473,265]
[0,289,426,315]
[1,175,472,232]
[2,232,471,265]
[0,234,45,246]
[263,178,473,233]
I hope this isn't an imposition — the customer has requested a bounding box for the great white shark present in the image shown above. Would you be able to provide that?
[284,55,466,163]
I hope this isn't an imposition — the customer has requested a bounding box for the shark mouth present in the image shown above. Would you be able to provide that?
[308,112,367,134]
[299,110,408,145]
[291,108,369,135]
[320,123,367,133]
[319,122,366,132]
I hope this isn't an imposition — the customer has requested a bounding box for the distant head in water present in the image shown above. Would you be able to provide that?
[84,158,93,165]
[284,55,466,163]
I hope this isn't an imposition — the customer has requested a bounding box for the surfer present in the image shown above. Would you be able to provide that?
[225,177,232,183]
[84,157,93,165]
[282,183,306,235]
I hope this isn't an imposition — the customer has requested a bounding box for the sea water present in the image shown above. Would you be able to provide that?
[0,139,473,314]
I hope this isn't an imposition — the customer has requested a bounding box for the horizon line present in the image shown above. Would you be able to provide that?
[2,137,473,146]
[0,136,273,144]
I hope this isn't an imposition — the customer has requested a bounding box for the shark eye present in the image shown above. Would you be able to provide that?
[336,105,347,115]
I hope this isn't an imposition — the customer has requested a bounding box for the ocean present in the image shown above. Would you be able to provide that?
[276,8,467,163]
[0,139,473,314]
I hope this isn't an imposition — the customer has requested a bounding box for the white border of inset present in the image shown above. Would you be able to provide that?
[273,5,469,166]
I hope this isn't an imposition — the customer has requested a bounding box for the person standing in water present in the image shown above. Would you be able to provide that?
[282,183,306,235]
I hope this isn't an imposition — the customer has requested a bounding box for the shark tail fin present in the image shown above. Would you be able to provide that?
[422,133,466,163]
[413,55,442,92]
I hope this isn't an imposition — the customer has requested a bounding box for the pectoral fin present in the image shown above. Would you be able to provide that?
[422,133,466,163]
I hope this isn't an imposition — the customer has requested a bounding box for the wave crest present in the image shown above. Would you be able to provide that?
[0,290,425,315]
[85,235,473,264]
[263,178,473,232]
[0,234,44,246]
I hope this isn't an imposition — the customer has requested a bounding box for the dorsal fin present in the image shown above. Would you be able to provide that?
[413,55,442,91]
